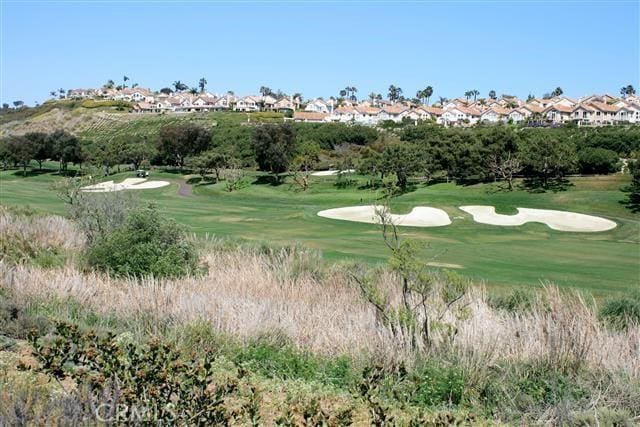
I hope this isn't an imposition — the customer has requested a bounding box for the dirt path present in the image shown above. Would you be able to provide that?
[177,181,193,197]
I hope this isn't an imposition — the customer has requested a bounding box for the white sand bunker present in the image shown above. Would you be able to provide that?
[459,205,616,232]
[318,205,451,227]
[311,169,356,176]
[81,177,170,192]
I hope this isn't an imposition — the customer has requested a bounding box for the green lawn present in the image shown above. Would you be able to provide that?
[1,165,638,295]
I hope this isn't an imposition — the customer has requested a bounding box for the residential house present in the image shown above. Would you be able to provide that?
[543,104,573,123]
[293,112,329,122]
[480,106,510,123]
[305,98,331,114]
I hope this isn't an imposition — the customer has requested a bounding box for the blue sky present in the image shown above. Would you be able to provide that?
[1,1,638,105]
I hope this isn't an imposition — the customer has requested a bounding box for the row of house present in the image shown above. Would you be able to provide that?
[66,86,640,126]
[293,93,640,126]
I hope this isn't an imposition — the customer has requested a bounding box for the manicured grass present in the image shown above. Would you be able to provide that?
[1,165,638,294]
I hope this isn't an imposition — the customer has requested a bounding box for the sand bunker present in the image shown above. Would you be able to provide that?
[81,178,170,193]
[459,205,616,232]
[317,205,451,227]
[311,169,356,177]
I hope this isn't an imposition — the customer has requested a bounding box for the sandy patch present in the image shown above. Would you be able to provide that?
[311,169,356,177]
[317,205,451,227]
[459,205,616,232]
[81,178,170,192]
[425,262,464,269]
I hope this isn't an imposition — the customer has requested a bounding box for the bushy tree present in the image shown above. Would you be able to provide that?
[577,148,619,174]
[520,133,576,189]
[87,206,200,278]
[157,123,211,169]
[24,132,52,170]
[47,129,82,171]
[252,123,297,181]
[5,135,36,175]
[381,143,421,190]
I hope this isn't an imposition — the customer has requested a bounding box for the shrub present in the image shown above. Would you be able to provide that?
[599,290,640,330]
[577,147,620,174]
[488,288,536,313]
[86,206,200,278]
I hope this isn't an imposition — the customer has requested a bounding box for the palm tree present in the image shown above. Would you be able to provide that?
[189,87,199,95]
[58,88,65,99]
[131,83,139,89]
[199,77,207,93]
[424,86,433,105]
[349,87,358,102]
[488,90,497,100]
[472,89,480,101]
[438,96,448,106]
[123,75,129,90]
[388,85,402,102]
[339,89,347,98]
[552,87,563,97]
[369,92,377,103]
[49,91,57,98]
[526,94,535,102]
[104,79,115,89]
[464,91,472,102]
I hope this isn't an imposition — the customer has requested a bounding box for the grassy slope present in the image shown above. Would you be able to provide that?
[1,166,638,294]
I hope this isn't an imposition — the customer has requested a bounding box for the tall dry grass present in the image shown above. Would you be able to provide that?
[0,210,638,379]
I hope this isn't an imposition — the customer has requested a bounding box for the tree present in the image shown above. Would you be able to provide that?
[131,83,139,89]
[12,101,24,109]
[48,130,82,171]
[252,123,297,182]
[1,103,8,109]
[188,151,228,181]
[489,151,522,191]
[351,202,469,350]
[58,88,65,99]
[50,91,57,98]
[464,91,472,102]
[388,85,403,103]
[526,94,535,102]
[552,87,563,97]
[622,157,640,212]
[488,90,497,100]
[103,79,115,89]
[381,143,421,190]
[339,89,347,98]
[121,137,155,171]
[5,136,36,175]
[437,96,448,106]
[157,123,211,169]
[521,133,576,189]
[423,86,433,105]
[159,87,173,95]
[577,147,619,174]
[471,89,480,101]
[199,77,207,93]
[189,87,199,94]
[620,84,636,98]
[172,80,188,92]
[24,132,52,170]
[123,75,129,89]
[259,86,273,97]
[291,142,320,191]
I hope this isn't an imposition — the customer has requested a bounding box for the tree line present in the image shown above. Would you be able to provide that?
[1,122,637,193]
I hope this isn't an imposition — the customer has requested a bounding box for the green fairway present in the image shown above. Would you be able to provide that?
[1,166,638,294]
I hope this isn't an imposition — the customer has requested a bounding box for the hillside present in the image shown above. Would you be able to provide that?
[0,101,284,141]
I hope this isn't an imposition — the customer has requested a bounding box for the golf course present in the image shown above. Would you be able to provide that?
[1,165,637,294]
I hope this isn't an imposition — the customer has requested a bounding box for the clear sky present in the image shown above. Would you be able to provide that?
[1,0,638,106]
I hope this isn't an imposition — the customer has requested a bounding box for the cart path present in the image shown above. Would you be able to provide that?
[177,180,193,197]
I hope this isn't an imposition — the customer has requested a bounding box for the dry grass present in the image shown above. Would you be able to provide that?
[2,252,638,380]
